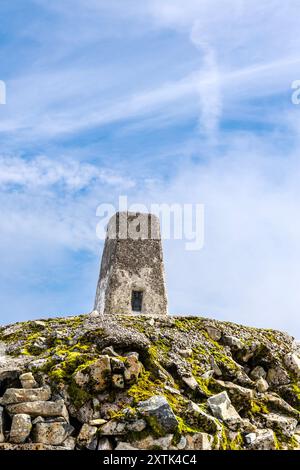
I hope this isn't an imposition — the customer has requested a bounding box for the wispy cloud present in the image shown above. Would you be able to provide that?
[0,155,134,191]
[0,0,300,336]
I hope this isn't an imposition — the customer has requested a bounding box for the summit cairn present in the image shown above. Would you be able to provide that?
[94,212,168,316]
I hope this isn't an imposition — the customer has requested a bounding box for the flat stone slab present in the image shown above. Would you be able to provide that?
[0,442,68,450]
[1,386,51,405]
[6,400,68,419]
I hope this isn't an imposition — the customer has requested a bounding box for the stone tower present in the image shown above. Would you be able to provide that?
[94,212,168,316]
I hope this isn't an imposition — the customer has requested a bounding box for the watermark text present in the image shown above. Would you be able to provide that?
[96,196,204,252]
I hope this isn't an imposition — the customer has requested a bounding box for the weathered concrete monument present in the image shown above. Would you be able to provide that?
[94,212,168,316]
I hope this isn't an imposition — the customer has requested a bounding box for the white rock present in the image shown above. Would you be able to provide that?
[182,375,199,391]
[201,370,214,380]
[176,435,187,450]
[99,420,127,436]
[205,326,222,341]
[89,310,100,318]
[89,419,107,426]
[284,353,300,377]
[223,335,243,350]
[256,377,269,393]
[249,429,277,450]
[245,433,257,445]
[178,349,193,358]
[207,392,241,427]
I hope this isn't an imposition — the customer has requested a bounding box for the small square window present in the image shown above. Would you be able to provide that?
[131,291,143,312]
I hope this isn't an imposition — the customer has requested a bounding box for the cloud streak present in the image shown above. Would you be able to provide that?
[0,0,299,337]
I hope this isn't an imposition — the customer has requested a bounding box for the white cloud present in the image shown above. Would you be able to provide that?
[1,0,300,336]
[134,133,300,337]
[0,155,134,191]
[2,0,300,141]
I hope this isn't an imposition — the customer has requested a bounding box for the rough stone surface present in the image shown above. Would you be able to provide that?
[0,443,68,450]
[33,421,74,445]
[132,434,174,450]
[262,413,298,438]
[256,377,269,393]
[97,437,113,450]
[182,375,199,391]
[0,312,299,451]
[249,429,277,450]
[186,432,213,450]
[284,353,300,377]
[6,400,68,419]
[112,374,124,389]
[250,366,267,381]
[115,442,139,450]
[77,424,98,450]
[20,372,38,389]
[205,326,222,342]
[222,335,243,350]
[9,414,32,444]
[1,386,51,405]
[99,420,127,436]
[99,418,147,436]
[137,396,178,436]
[89,418,107,426]
[89,356,111,391]
[63,437,76,450]
[94,212,168,316]
[73,370,89,388]
[111,357,125,372]
[245,433,257,445]
[208,392,241,426]
[124,354,142,383]
[267,366,290,386]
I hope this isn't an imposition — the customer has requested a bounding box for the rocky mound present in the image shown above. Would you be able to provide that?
[0,313,300,451]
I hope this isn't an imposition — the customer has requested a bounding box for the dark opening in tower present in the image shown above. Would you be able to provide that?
[131,290,143,312]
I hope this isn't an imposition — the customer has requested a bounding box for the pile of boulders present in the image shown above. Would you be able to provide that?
[72,349,142,392]
[1,314,300,451]
[0,372,74,450]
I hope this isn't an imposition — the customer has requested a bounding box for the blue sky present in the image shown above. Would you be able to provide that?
[0,0,300,337]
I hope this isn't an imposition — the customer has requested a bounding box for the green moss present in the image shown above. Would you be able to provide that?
[67,381,92,409]
[176,417,201,435]
[174,318,204,332]
[128,369,201,438]
[154,338,171,354]
[215,427,244,450]
[128,371,160,402]
[248,399,269,415]
[273,432,281,450]
[218,427,228,450]
[289,435,300,450]
[228,432,244,450]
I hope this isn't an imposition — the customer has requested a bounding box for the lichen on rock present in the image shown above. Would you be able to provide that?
[0,313,299,450]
